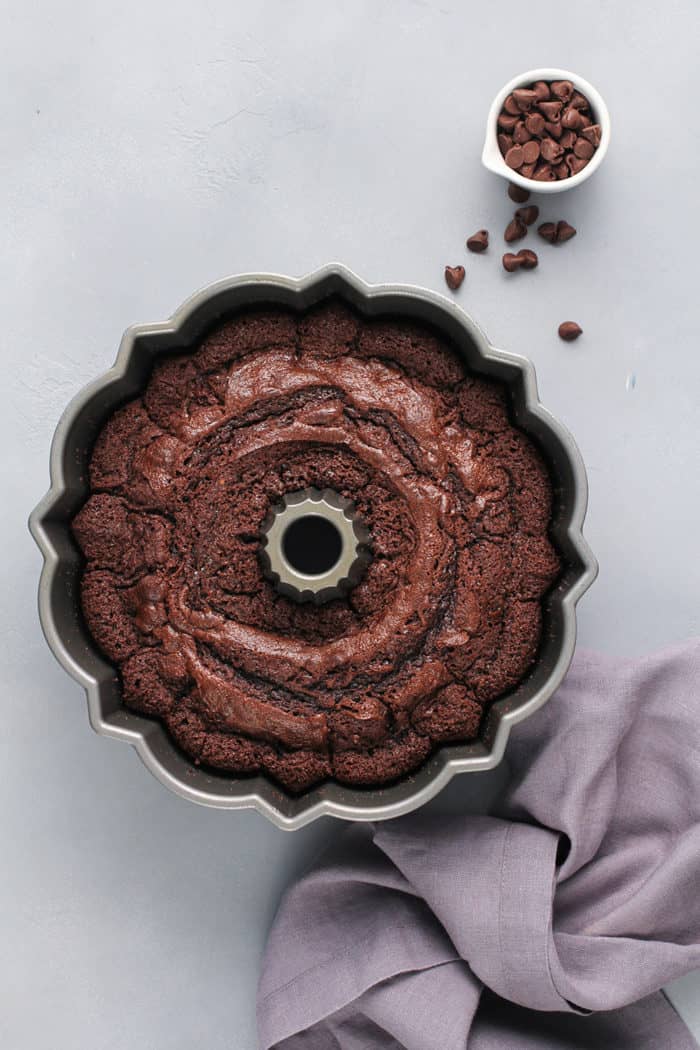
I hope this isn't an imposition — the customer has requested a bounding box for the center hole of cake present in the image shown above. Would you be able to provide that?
[282,515,343,577]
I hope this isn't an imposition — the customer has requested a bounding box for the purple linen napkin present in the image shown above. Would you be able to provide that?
[258,642,700,1049]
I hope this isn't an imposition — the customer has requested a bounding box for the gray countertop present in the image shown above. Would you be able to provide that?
[2,2,698,1047]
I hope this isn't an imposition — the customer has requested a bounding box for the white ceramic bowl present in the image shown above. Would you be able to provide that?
[482,67,611,194]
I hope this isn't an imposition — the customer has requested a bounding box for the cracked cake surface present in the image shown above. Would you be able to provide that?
[72,299,561,792]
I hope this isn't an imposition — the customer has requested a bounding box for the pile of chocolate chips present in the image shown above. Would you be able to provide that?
[497,80,601,182]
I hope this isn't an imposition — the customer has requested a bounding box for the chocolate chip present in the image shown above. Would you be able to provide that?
[537,220,577,244]
[513,88,538,111]
[580,123,602,147]
[504,93,521,116]
[521,139,541,164]
[551,80,574,102]
[566,153,588,175]
[538,100,562,121]
[559,129,577,151]
[504,144,524,169]
[507,182,530,203]
[532,80,551,102]
[498,133,514,154]
[578,113,592,128]
[540,137,564,163]
[544,120,563,140]
[517,248,538,269]
[570,91,589,110]
[537,222,558,244]
[532,162,556,182]
[466,229,489,253]
[502,252,522,272]
[513,121,532,145]
[573,136,595,160]
[561,106,584,130]
[504,216,528,243]
[498,112,520,131]
[503,249,538,272]
[515,205,539,226]
[525,111,546,137]
[444,265,465,290]
[558,321,583,341]
[553,160,570,180]
[519,162,537,178]
[556,220,577,242]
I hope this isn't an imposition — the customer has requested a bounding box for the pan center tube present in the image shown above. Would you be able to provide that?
[259,487,371,605]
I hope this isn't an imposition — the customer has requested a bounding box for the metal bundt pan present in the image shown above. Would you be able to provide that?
[29,265,597,829]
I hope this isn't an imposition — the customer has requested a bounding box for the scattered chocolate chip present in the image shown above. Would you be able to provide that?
[504,144,525,169]
[502,252,522,272]
[466,229,489,253]
[525,111,546,137]
[573,136,595,160]
[498,112,520,131]
[504,93,521,116]
[507,182,530,203]
[556,220,577,242]
[444,265,465,290]
[570,91,589,110]
[551,80,574,102]
[532,80,551,102]
[505,215,528,242]
[513,121,532,145]
[558,321,583,341]
[521,139,541,164]
[537,222,558,244]
[498,132,514,154]
[533,162,556,182]
[537,220,577,244]
[539,99,563,122]
[580,123,602,147]
[515,205,539,225]
[540,137,564,163]
[517,249,538,269]
[544,120,563,140]
[503,249,538,272]
[513,88,538,111]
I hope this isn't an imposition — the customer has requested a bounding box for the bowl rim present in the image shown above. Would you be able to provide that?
[482,67,611,193]
[29,263,598,829]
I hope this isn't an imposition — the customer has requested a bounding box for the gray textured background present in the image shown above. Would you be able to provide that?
[3,2,699,1047]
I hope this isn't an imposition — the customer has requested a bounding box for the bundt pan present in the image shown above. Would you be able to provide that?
[29,265,597,830]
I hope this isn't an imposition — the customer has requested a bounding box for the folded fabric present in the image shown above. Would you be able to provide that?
[257,642,700,1049]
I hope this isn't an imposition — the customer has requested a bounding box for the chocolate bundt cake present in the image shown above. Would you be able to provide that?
[72,300,560,792]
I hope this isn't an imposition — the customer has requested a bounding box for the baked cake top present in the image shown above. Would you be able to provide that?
[72,300,560,792]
